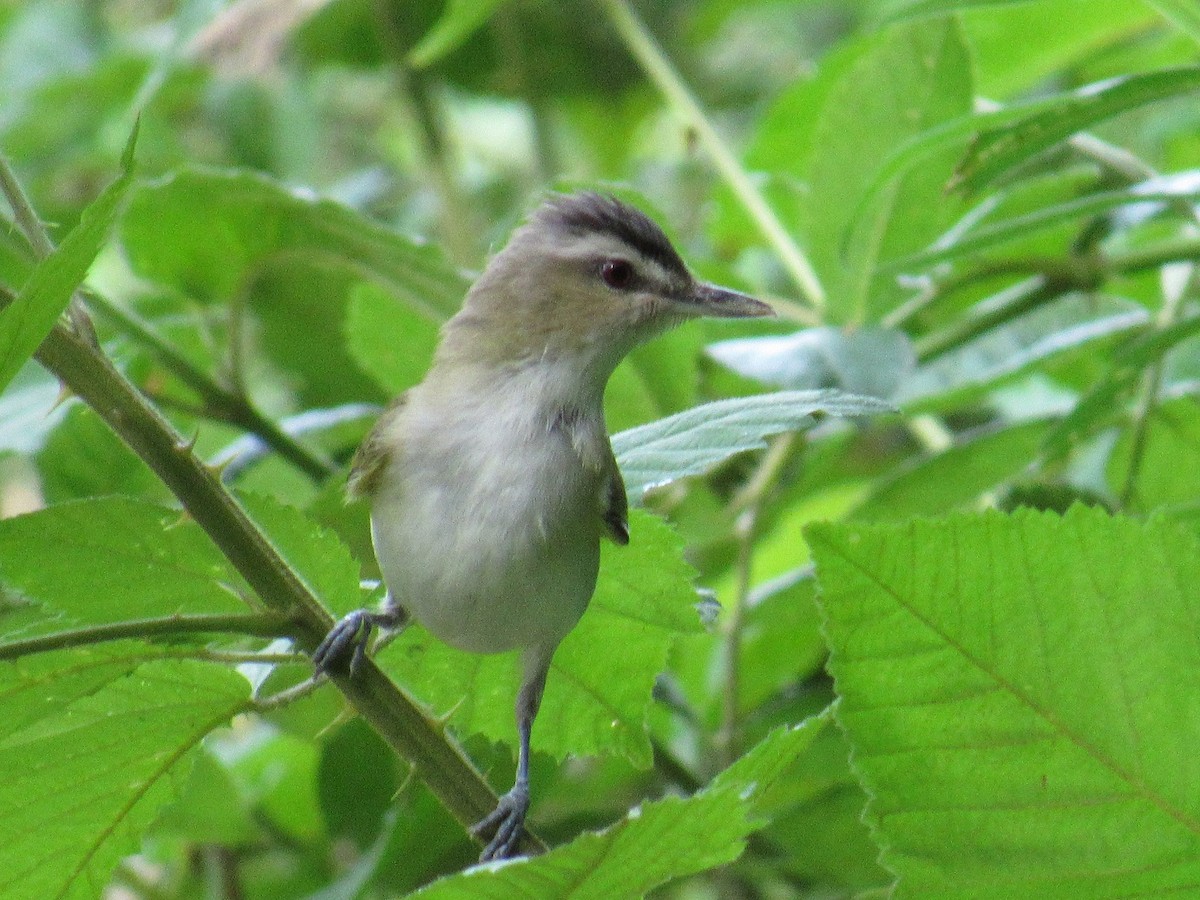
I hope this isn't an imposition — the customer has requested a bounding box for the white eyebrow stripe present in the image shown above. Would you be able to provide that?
[560,234,686,288]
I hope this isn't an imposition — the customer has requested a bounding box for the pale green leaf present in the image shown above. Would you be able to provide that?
[808,508,1200,897]
[706,327,915,400]
[612,390,895,503]
[0,660,249,900]
[380,510,698,766]
[0,121,136,393]
[409,0,507,68]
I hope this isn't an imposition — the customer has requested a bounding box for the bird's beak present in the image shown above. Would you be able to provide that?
[684,282,775,319]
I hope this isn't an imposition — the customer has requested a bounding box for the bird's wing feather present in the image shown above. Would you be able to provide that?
[348,392,409,500]
[602,455,630,545]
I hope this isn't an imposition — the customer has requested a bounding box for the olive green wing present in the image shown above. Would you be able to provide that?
[347,393,408,501]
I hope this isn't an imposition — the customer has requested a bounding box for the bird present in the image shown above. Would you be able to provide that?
[312,191,773,861]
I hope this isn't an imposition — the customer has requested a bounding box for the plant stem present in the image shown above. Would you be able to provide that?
[599,0,826,316]
[0,612,287,661]
[0,153,55,259]
[85,291,334,482]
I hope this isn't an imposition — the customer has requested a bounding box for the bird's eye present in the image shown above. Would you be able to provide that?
[600,259,634,289]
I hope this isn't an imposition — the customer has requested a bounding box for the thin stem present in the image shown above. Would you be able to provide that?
[1120,264,1193,507]
[0,612,287,661]
[599,0,826,315]
[718,434,795,767]
[85,291,335,482]
[0,153,55,259]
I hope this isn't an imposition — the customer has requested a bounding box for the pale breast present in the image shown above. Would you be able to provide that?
[368,390,604,655]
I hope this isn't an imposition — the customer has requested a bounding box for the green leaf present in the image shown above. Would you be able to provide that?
[612,390,895,504]
[808,508,1200,897]
[878,0,1033,22]
[120,168,468,318]
[409,0,507,68]
[0,497,247,641]
[237,491,364,618]
[1108,397,1200,512]
[1147,0,1200,47]
[0,660,249,899]
[410,720,823,898]
[0,120,136,394]
[36,404,164,503]
[380,510,699,766]
[953,67,1200,195]
[852,419,1051,521]
[884,179,1200,273]
[803,18,973,322]
[899,294,1148,410]
[344,281,441,394]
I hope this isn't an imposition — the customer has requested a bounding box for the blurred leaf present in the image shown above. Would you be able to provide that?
[802,17,973,322]
[1108,397,1200,512]
[878,0,1033,22]
[852,419,1050,521]
[613,390,895,504]
[0,660,249,899]
[886,178,1200,272]
[409,0,508,68]
[900,294,1149,410]
[809,508,1200,896]
[36,403,164,502]
[318,718,397,849]
[707,327,915,400]
[154,748,259,846]
[1149,0,1200,47]
[0,120,135,394]
[344,281,441,394]
[0,497,247,640]
[953,67,1200,195]
[411,719,823,898]
[121,169,468,317]
[381,510,699,767]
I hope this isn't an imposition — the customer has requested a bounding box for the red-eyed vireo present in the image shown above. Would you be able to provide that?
[313,192,773,860]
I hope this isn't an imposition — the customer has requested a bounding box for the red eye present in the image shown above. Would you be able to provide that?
[600,259,634,289]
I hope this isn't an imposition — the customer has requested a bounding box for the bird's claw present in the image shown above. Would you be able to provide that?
[471,785,530,862]
[312,609,373,677]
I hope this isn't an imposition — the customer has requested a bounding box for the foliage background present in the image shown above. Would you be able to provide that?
[1,0,1199,897]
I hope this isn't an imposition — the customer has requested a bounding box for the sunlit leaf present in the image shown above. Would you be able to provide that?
[809,508,1200,896]
[0,661,249,899]
[409,0,508,68]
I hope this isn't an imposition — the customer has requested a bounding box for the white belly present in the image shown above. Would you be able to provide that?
[369,415,602,655]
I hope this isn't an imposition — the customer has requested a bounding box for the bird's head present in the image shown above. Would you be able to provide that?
[436,192,773,384]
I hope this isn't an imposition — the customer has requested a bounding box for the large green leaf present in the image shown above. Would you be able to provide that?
[379,510,699,766]
[120,168,468,318]
[808,508,1200,897]
[953,67,1200,194]
[0,497,247,641]
[344,281,442,394]
[0,660,249,899]
[0,122,135,394]
[612,390,895,503]
[410,718,825,898]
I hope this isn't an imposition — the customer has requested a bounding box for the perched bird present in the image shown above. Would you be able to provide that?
[313,191,773,861]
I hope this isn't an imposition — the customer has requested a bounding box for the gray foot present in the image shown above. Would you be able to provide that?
[312,607,403,677]
[471,784,530,862]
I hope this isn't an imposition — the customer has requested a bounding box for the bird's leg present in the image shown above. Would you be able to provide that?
[472,647,551,861]
[312,595,408,677]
